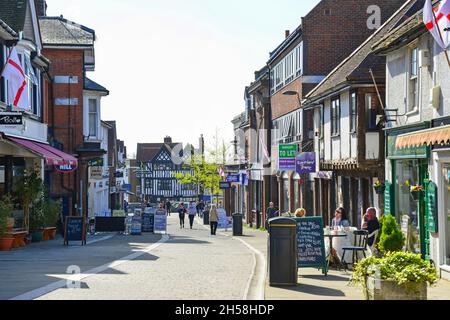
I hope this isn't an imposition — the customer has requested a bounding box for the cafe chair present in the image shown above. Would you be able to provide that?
[341,230,369,271]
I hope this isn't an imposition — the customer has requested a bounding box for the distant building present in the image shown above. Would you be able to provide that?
[136,136,197,204]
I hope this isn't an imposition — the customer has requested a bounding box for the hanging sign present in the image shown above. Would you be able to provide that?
[296,152,316,174]
[88,157,104,167]
[226,174,240,183]
[384,182,393,215]
[55,163,78,173]
[0,112,23,126]
[219,182,231,190]
[426,181,439,233]
[90,166,103,180]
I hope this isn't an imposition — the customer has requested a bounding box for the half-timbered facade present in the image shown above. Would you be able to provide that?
[136,137,197,204]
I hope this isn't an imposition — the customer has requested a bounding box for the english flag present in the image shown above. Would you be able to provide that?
[1,47,29,110]
[424,0,450,49]
[218,167,225,177]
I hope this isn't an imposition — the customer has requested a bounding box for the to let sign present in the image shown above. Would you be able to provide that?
[279,144,297,171]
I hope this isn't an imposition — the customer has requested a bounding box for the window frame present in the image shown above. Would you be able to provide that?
[350,91,357,133]
[88,98,98,137]
[331,96,341,137]
[408,47,419,112]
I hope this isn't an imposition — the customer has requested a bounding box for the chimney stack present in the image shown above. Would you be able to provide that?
[164,136,172,144]
[35,0,47,17]
[285,30,290,39]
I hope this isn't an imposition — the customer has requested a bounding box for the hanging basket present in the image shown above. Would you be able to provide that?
[410,191,422,201]
[374,185,386,195]
[401,185,410,194]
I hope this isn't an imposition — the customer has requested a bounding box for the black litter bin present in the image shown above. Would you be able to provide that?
[232,213,243,236]
[203,210,210,225]
[268,217,298,286]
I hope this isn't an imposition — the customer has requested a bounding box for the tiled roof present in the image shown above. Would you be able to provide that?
[0,18,18,38]
[305,0,417,103]
[136,143,181,163]
[39,16,95,46]
[84,77,109,94]
[372,0,436,53]
[0,0,28,33]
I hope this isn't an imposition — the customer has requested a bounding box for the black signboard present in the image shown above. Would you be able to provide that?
[64,217,86,246]
[0,112,22,126]
[95,217,126,232]
[295,217,327,275]
[142,209,155,233]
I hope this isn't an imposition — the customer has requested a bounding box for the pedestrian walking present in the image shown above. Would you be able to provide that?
[178,203,186,229]
[165,200,172,216]
[209,204,219,235]
[188,201,197,229]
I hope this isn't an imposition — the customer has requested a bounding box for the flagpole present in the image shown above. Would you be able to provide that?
[431,5,450,68]
[0,45,14,77]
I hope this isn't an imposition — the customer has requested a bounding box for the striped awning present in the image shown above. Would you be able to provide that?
[396,125,450,150]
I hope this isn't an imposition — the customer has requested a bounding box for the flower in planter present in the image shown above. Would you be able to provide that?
[373,180,384,188]
[410,185,424,193]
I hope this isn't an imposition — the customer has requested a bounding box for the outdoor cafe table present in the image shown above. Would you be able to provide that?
[324,228,370,267]
[324,231,348,269]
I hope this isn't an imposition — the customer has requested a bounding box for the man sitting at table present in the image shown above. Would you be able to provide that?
[363,207,380,246]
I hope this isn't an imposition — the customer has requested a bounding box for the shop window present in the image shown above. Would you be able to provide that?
[395,160,421,255]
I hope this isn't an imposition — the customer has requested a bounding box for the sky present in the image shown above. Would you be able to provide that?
[45,0,321,157]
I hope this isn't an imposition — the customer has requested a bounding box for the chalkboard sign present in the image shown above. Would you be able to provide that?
[426,181,439,233]
[295,217,327,275]
[64,217,86,246]
[142,208,156,233]
[154,209,167,234]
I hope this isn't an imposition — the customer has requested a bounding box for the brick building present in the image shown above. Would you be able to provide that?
[266,0,407,217]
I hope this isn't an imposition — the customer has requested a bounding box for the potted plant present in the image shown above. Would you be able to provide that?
[43,197,62,241]
[29,190,45,243]
[350,252,437,300]
[0,196,15,251]
[410,185,424,201]
[373,181,385,194]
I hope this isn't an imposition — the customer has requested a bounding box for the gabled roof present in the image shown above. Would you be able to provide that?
[0,0,28,33]
[38,16,95,46]
[0,18,18,39]
[84,77,109,95]
[136,142,181,163]
[304,0,417,104]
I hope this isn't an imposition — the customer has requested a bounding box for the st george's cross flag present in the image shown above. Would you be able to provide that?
[0,47,29,109]
[424,0,450,49]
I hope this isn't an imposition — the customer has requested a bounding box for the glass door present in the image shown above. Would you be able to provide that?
[444,165,450,266]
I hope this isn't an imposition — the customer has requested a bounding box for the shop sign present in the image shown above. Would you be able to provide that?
[296,152,316,174]
[387,127,429,160]
[384,182,393,215]
[279,144,297,171]
[55,163,77,173]
[219,182,231,190]
[226,174,240,183]
[90,166,103,180]
[88,157,104,167]
[426,182,439,233]
[0,112,22,126]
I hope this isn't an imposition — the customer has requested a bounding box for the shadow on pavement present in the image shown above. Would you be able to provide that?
[301,274,351,282]
[167,235,211,245]
[272,283,346,297]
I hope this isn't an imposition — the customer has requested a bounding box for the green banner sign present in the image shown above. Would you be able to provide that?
[279,144,297,159]
[384,181,393,215]
[426,181,438,233]
[88,157,104,167]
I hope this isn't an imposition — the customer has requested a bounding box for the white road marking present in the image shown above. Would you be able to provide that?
[10,235,170,300]
[86,234,115,245]
[195,217,266,300]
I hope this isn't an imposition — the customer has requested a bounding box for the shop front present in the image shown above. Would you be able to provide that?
[385,123,431,260]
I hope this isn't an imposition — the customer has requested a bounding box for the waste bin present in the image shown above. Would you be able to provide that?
[232,213,243,236]
[268,217,298,286]
[203,210,210,225]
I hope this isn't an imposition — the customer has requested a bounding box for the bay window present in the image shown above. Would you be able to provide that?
[89,99,98,137]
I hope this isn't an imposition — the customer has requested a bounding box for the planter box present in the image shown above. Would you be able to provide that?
[0,237,15,251]
[365,277,427,300]
[43,227,57,241]
[31,230,43,243]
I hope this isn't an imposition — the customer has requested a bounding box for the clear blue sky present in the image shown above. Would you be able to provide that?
[45,0,321,157]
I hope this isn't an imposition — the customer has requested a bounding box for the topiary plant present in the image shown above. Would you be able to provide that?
[378,214,405,253]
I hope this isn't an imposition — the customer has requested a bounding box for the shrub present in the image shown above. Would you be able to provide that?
[378,214,405,253]
[0,196,14,238]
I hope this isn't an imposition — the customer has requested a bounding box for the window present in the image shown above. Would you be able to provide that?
[350,91,357,132]
[89,99,98,137]
[270,42,303,93]
[158,180,171,191]
[408,47,419,111]
[154,163,172,171]
[331,97,340,136]
[365,93,378,131]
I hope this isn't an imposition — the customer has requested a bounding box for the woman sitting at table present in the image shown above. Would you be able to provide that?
[331,207,350,228]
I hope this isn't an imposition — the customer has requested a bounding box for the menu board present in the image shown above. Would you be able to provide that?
[64,217,86,246]
[130,215,142,235]
[142,208,156,233]
[295,217,327,275]
[154,209,167,234]
[217,208,232,229]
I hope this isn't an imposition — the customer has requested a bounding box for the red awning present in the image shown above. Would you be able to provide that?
[6,136,78,167]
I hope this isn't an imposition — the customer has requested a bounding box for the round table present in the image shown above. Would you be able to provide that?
[324,232,348,269]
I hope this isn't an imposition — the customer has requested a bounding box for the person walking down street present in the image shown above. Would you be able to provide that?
[165,200,172,216]
[209,204,219,236]
[196,201,204,217]
[178,203,187,229]
[188,201,197,229]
